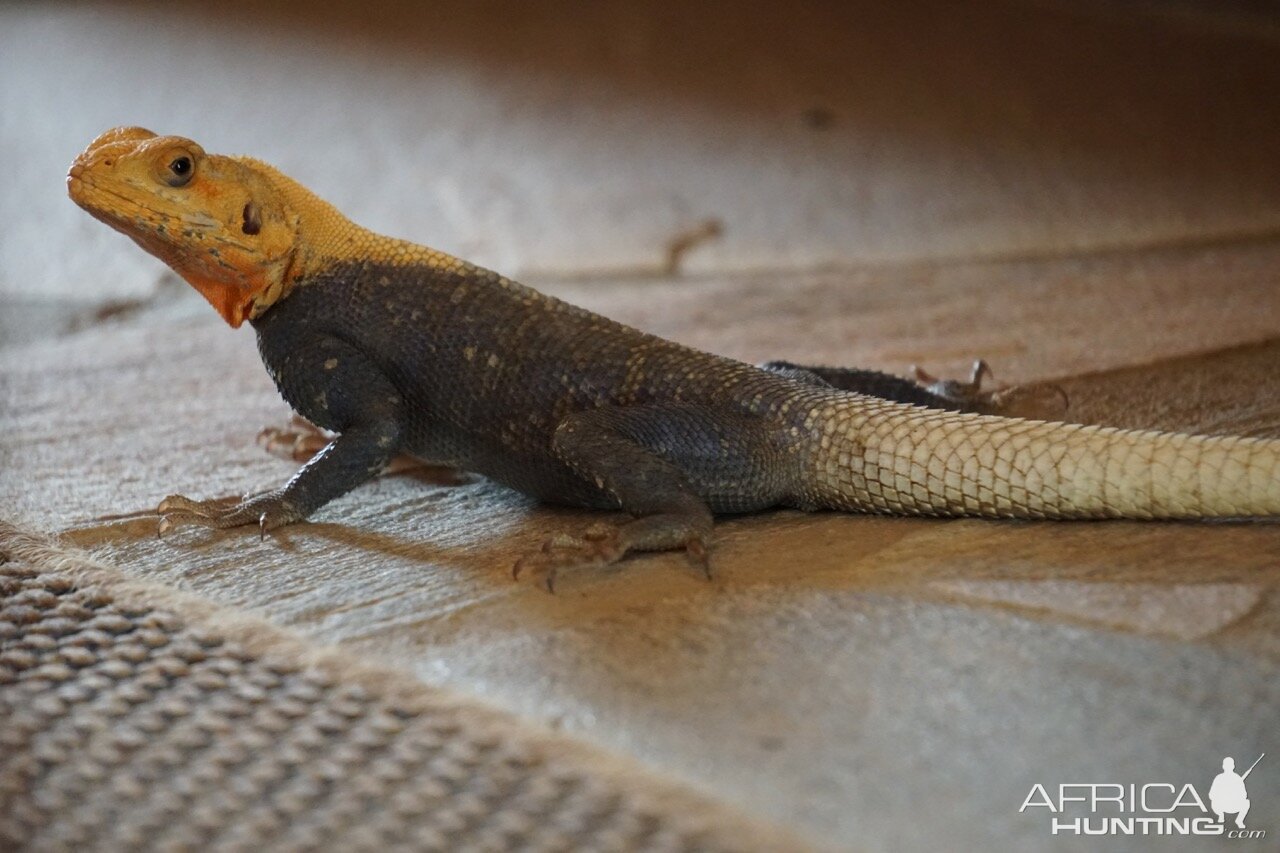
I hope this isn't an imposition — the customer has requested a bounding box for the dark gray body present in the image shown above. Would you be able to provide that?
[250,260,966,525]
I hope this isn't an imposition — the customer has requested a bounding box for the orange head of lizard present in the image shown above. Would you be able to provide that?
[67,127,299,328]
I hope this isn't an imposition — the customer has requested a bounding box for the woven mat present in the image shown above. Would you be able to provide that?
[0,521,808,852]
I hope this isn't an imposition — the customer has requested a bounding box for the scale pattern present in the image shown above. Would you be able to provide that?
[801,396,1279,518]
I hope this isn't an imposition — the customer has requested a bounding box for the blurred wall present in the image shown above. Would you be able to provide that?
[4,0,1280,302]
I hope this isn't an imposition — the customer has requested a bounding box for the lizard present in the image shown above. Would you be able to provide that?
[67,127,1280,590]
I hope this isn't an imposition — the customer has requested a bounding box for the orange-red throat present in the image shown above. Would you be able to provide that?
[68,127,299,327]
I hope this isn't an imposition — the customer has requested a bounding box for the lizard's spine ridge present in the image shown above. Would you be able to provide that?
[804,396,1280,518]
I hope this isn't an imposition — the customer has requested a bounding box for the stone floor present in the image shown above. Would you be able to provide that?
[4,1,1280,850]
[5,243,1280,850]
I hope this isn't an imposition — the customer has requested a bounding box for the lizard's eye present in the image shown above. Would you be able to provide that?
[166,155,194,187]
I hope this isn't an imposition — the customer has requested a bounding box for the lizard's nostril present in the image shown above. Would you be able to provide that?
[103,158,113,167]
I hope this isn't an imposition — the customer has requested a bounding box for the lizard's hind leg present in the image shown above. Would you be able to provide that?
[513,404,796,592]
[762,358,1069,419]
[760,360,970,409]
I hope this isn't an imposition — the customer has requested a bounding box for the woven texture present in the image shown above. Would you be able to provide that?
[0,523,803,852]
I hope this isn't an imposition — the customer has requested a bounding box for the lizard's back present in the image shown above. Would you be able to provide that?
[253,257,817,510]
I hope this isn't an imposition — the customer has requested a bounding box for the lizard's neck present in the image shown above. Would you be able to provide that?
[238,157,451,319]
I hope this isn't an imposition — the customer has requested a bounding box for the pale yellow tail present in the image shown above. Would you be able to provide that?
[803,395,1280,519]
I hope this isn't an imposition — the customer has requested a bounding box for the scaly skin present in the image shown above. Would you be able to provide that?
[68,127,1280,590]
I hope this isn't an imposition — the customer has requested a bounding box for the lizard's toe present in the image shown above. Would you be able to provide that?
[257,415,332,463]
[513,527,626,593]
[911,359,1068,419]
[986,383,1071,420]
[256,414,455,479]
[912,359,995,407]
[511,520,713,592]
[157,490,304,538]
[157,493,238,518]
[257,501,306,538]
[684,536,713,581]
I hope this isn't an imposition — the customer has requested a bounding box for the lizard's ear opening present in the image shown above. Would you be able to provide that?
[242,202,262,235]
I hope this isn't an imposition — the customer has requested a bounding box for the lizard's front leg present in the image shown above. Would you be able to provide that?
[158,338,405,537]
[514,405,791,591]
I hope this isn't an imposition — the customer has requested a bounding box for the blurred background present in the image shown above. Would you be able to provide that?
[5,0,1280,337]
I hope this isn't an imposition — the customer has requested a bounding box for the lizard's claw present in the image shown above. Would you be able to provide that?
[912,359,994,405]
[258,415,331,463]
[685,536,713,581]
[156,490,304,538]
[512,523,713,592]
[513,524,624,593]
[986,383,1070,421]
[258,414,456,479]
[913,359,1069,419]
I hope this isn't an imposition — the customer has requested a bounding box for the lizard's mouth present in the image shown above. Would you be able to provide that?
[65,167,128,226]
[68,169,215,230]
[66,170,258,329]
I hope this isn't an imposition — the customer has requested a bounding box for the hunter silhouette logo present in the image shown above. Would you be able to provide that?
[1211,754,1263,830]
[1020,751,1268,839]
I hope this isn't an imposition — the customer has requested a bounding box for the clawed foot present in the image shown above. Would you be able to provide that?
[258,415,331,463]
[258,415,459,479]
[156,490,304,539]
[513,523,623,593]
[914,359,1069,419]
[913,359,996,408]
[512,522,711,593]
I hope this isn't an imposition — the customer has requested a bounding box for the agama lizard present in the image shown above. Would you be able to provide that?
[68,127,1280,590]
